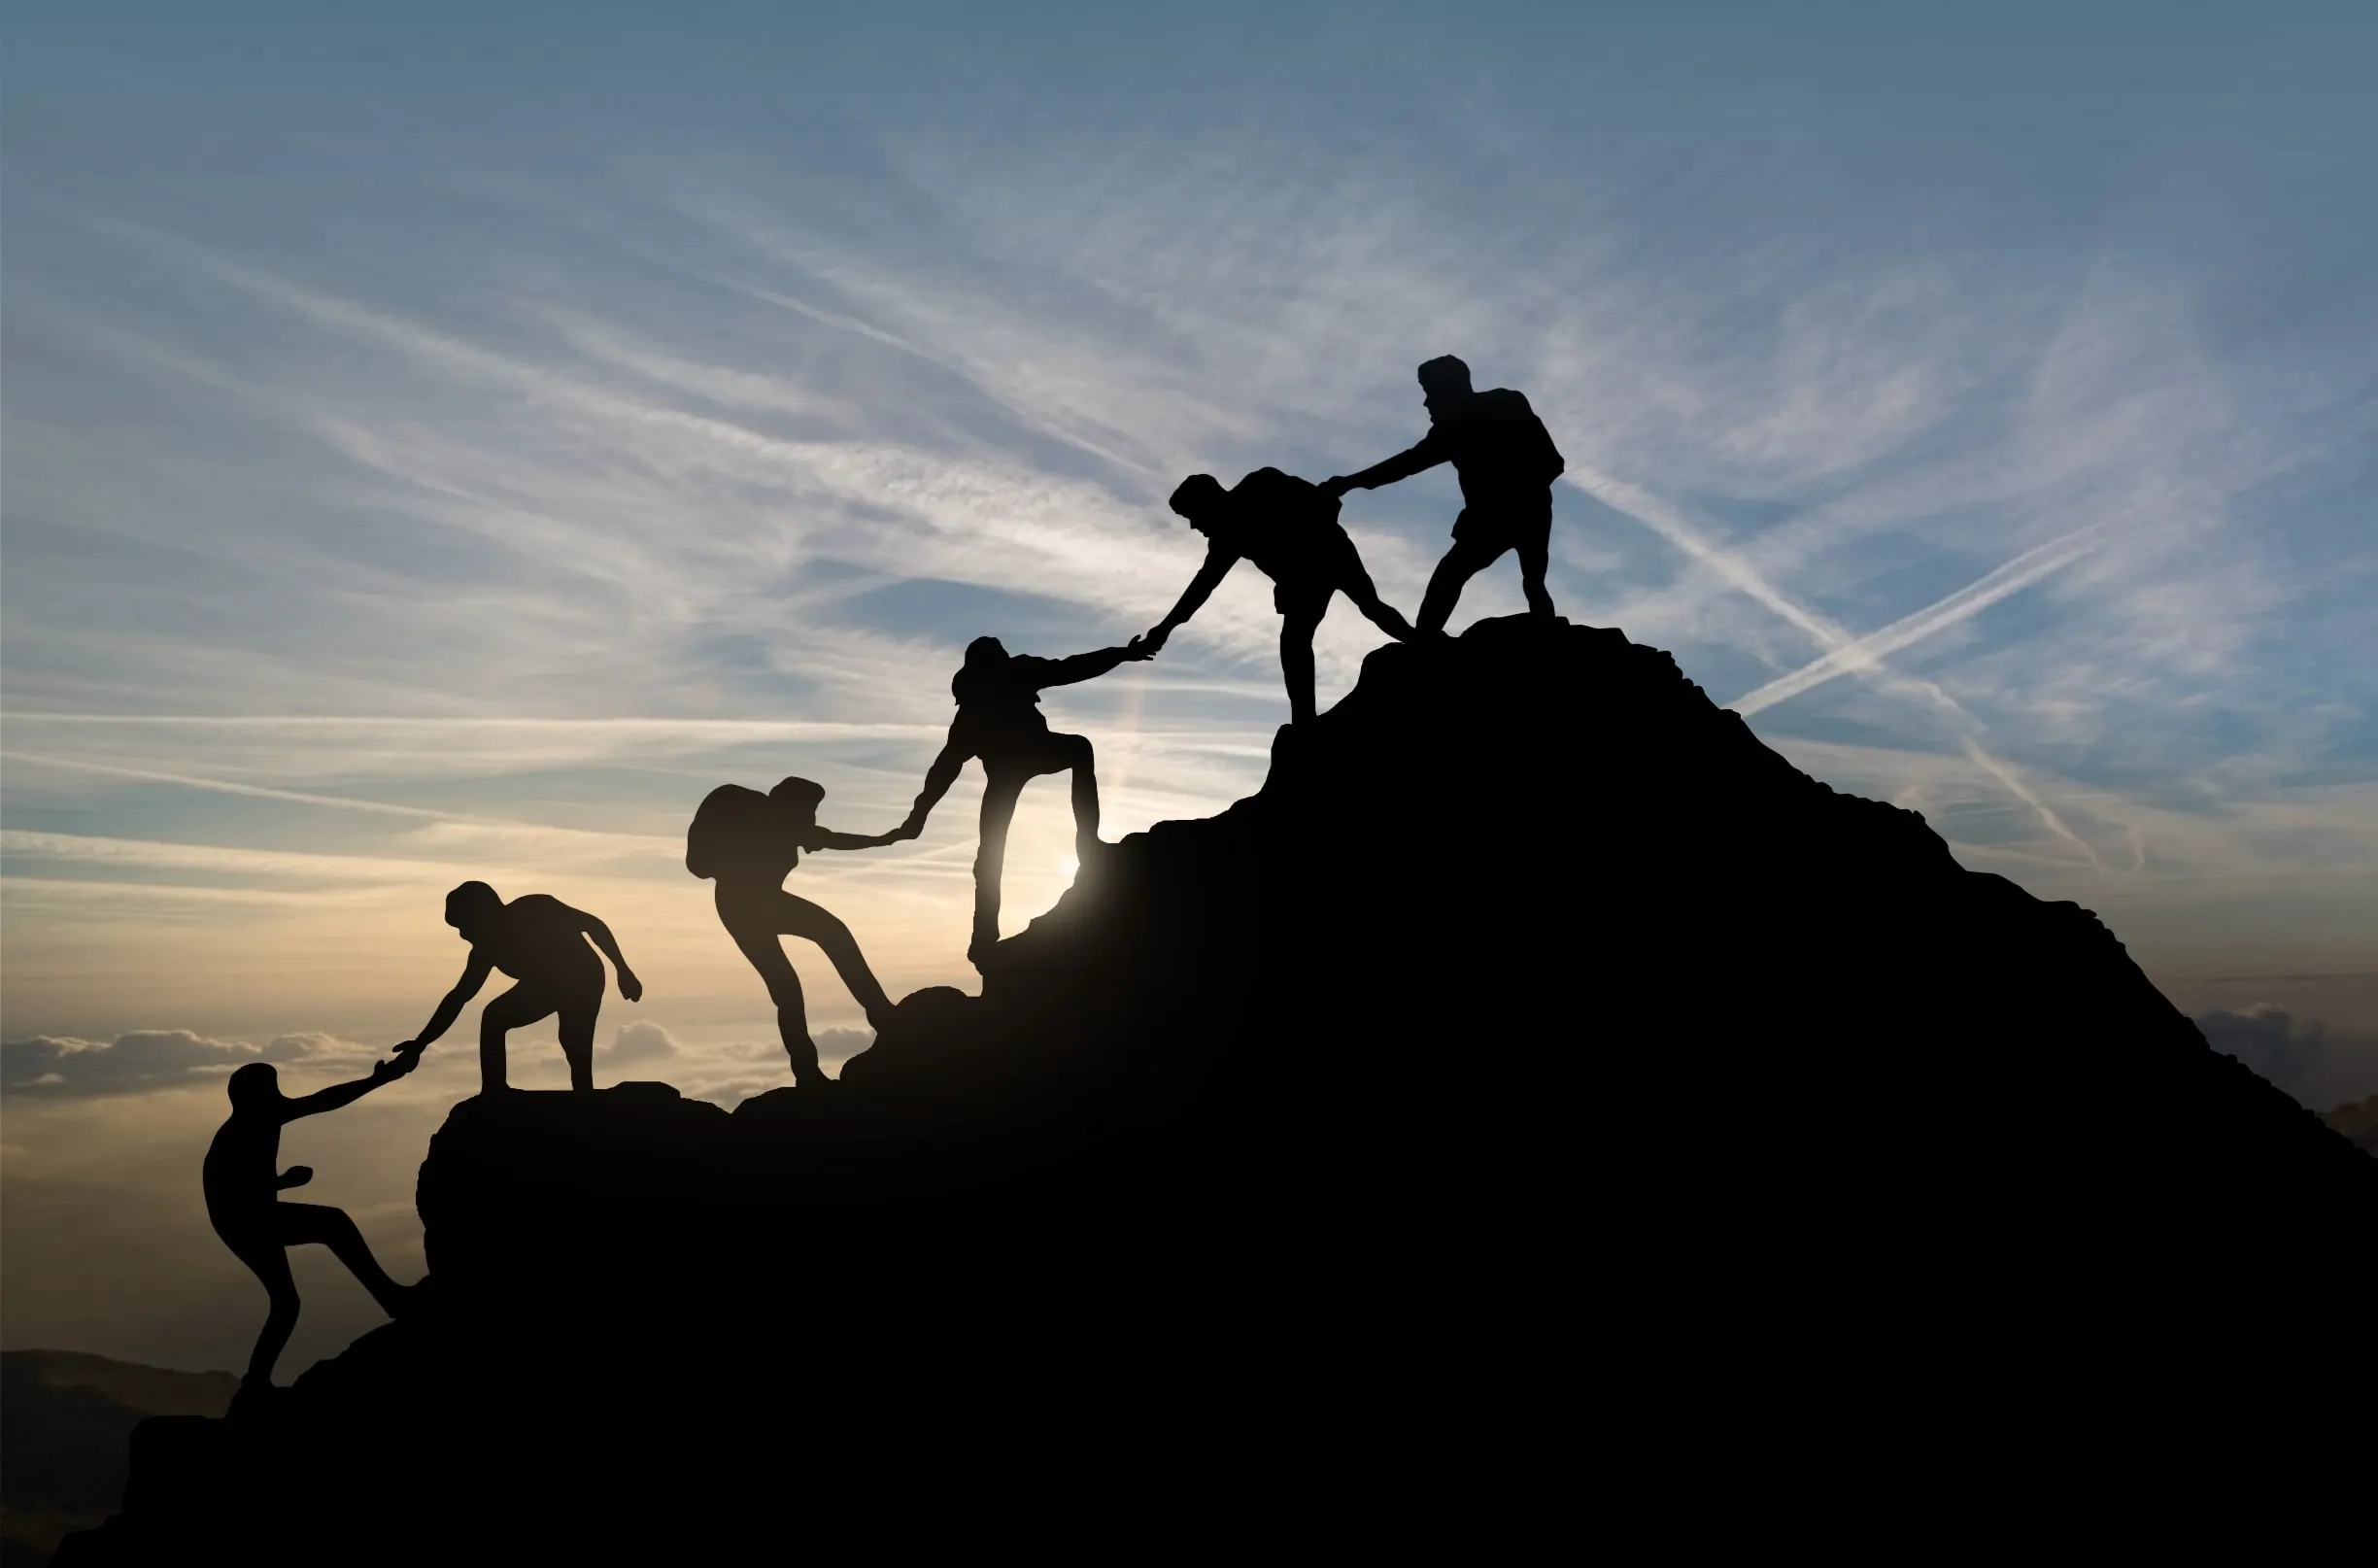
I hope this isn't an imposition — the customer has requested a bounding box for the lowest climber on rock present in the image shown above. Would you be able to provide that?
[900,634,1152,968]
[393,881,644,1094]
[1320,354,1567,632]
[689,776,904,1088]
[206,1054,420,1397]
[1143,467,1419,729]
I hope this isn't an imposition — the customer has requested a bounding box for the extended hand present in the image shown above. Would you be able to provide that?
[1140,627,1172,655]
[1319,476,1355,498]
[1123,634,1156,662]
[618,970,644,1004]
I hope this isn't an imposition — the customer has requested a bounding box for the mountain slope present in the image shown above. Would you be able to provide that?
[58,617,2378,1561]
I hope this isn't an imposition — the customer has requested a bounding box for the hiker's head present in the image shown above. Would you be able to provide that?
[1168,473,1229,533]
[228,1061,281,1110]
[964,635,1009,671]
[443,879,502,939]
[1417,355,1473,414]
[768,775,827,828]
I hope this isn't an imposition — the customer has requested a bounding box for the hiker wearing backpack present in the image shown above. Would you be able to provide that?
[688,777,903,1088]
[1142,467,1419,728]
[897,634,1151,967]
[1319,355,1566,632]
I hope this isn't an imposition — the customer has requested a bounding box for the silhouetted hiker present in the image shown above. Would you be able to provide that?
[394,882,643,1093]
[690,776,903,1087]
[1143,468,1418,728]
[899,636,1150,966]
[1321,355,1566,631]
[206,1057,418,1396]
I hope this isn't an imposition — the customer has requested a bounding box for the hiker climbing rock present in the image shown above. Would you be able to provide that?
[690,776,902,1087]
[899,635,1149,967]
[205,1056,419,1395]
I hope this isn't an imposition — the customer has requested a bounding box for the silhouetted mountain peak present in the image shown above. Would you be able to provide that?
[56,617,2377,1563]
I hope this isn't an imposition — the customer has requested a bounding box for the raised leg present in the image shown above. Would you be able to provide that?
[1059,733,1102,858]
[1416,530,1508,634]
[280,1203,410,1318]
[478,982,558,1095]
[806,913,893,1029]
[973,767,1031,959]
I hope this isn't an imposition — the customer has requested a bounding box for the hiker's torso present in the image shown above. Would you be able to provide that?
[1219,468,1353,582]
[203,1112,280,1227]
[1433,389,1561,506]
[950,660,1056,755]
[478,895,595,982]
[690,786,807,887]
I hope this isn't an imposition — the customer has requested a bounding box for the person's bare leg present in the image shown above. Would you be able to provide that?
[1517,521,1555,619]
[478,983,555,1095]
[1061,733,1102,858]
[1279,607,1325,728]
[972,767,1030,962]
[558,986,598,1092]
[1416,532,1505,634]
[286,1203,410,1318]
[238,1244,301,1387]
[725,912,828,1085]
[795,904,894,1029]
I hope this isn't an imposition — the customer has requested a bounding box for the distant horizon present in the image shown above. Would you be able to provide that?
[6,0,2375,1373]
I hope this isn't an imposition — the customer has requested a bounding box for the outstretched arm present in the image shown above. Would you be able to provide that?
[808,825,906,852]
[285,1055,413,1121]
[569,907,642,1004]
[399,951,493,1054]
[1036,644,1139,689]
[899,735,971,839]
[1323,429,1445,496]
[1143,547,1238,652]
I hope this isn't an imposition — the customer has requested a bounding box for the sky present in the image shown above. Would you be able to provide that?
[4,2,2375,1373]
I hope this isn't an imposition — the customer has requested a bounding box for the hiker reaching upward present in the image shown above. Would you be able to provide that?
[206,1056,418,1395]
[899,635,1149,967]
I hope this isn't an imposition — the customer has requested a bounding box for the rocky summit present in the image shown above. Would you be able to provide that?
[59,617,2378,1561]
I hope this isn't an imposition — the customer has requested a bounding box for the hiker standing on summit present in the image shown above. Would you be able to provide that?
[1320,355,1567,632]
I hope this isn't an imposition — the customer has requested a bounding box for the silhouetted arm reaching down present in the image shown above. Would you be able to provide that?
[565,904,643,1004]
[1322,428,1446,496]
[899,736,972,840]
[396,952,495,1058]
[1143,547,1240,653]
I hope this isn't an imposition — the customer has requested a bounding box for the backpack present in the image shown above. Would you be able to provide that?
[685,784,777,880]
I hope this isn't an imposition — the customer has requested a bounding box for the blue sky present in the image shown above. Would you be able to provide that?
[4,2,2375,1367]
